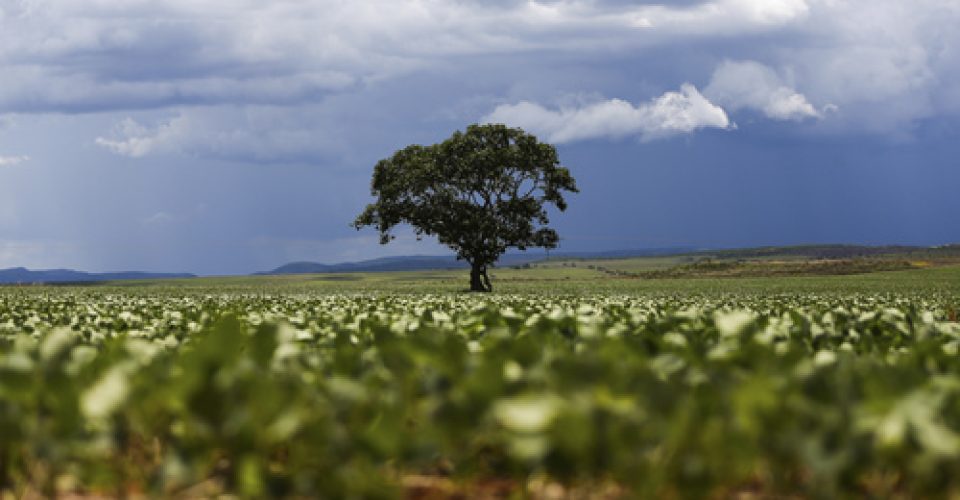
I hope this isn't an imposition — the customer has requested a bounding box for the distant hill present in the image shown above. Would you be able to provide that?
[261,248,696,275]
[0,267,195,284]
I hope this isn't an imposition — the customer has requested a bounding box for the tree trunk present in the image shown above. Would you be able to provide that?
[469,262,491,292]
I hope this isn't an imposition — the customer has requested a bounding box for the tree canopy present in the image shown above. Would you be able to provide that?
[353,124,578,291]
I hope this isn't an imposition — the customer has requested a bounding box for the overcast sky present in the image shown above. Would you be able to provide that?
[1,0,959,274]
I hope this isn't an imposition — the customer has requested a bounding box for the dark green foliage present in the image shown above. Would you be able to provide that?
[3,290,960,497]
[354,124,578,291]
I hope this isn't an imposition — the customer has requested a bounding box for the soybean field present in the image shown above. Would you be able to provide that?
[2,267,960,498]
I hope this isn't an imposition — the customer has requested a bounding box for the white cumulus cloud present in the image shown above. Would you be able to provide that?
[0,155,30,166]
[95,106,350,163]
[704,60,822,121]
[640,0,810,31]
[141,211,175,227]
[721,0,810,25]
[483,84,731,143]
[95,117,185,158]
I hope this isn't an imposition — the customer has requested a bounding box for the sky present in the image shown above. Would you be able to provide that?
[0,0,958,275]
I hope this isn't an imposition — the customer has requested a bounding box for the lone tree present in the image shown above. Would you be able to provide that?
[353,124,578,292]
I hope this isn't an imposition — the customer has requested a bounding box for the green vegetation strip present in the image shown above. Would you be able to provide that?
[2,290,960,497]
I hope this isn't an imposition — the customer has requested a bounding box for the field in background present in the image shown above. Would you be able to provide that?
[52,243,954,294]
[88,260,960,297]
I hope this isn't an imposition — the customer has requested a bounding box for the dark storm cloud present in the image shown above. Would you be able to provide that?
[3,0,957,148]
[0,0,958,273]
